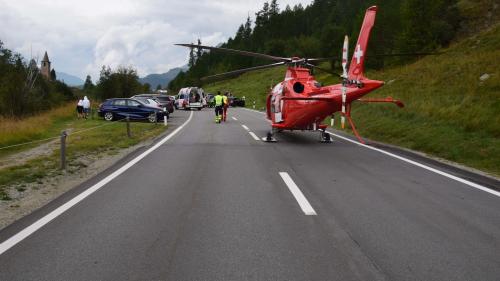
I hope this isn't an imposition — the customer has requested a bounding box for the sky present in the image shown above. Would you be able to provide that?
[0,0,312,81]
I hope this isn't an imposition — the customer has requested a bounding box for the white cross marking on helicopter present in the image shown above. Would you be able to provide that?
[354,44,363,64]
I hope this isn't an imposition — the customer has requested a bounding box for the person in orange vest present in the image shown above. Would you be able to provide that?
[222,92,229,122]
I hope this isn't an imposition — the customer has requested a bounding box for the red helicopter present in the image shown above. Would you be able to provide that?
[176,6,404,143]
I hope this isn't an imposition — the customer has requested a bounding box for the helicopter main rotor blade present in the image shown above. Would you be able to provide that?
[201,62,286,81]
[306,57,339,63]
[175,43,290,62]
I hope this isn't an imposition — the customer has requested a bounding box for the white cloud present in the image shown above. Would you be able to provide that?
[0,0,312,80]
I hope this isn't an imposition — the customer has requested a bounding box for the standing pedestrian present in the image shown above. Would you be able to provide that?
[82,96,91,119]
[214,91,224,123]
[76,98,84,119]
[222,92,229,122]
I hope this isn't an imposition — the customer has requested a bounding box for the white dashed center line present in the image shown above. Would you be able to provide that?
[232,117,238,121]
[241,125,250,131]
[279,172,317,216]
[248,132,260,141]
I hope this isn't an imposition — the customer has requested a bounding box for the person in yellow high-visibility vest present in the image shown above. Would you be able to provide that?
[214,91,224,123]
[222,92,229,122]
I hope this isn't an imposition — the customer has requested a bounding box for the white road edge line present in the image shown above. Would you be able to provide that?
[239,108,499,198]
[0,111,195,256]
[327,131,500,198]
[241,124,250,131]
[232,117,238,121]
[248,132,260,141]
[242,107,265,115]
[279,172,317,216]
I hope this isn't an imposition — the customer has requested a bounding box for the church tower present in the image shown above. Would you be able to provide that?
[40,51,51,79]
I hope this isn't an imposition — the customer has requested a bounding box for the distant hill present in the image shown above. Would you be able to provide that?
[139,66,187,88]
[56,72,84,86]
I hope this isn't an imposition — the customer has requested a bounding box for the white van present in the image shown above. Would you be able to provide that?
[176,87,206,110]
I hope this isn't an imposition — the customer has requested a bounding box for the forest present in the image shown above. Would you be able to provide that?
[168,0,461,91]
[0,41,74,117]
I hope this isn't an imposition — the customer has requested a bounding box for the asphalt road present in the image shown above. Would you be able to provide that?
[0,108,499,280]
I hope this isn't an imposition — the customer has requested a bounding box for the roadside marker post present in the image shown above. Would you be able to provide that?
[126,116,131,138]
[253,101,256,109]
[60,131,67,170]
[164,108,168,126]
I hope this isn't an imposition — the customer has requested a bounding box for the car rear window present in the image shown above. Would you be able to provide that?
[156,96,169,102]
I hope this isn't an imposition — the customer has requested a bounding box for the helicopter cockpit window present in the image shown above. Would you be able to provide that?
[293,82,305,94]
[313,81,322,88]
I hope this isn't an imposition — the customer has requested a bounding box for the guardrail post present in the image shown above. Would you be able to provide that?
[253,101,256,109]
[60,130,67,170]
[126,116,131,138]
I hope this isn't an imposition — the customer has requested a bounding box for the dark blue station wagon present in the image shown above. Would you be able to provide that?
[98,98,169,122]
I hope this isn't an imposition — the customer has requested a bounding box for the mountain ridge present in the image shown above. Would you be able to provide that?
[139,66,188,88]
[56,71,84,86]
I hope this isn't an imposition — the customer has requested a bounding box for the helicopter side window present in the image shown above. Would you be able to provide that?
[293,82,305,94]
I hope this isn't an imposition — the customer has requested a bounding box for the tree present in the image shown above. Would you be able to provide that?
[95,66,141,100]
[83,75,94,91]
[143,83,151,93]
[0,42,74,116]
[196,39,203,62]
[50,69,57,81]
[156,84,162,91]
[188,44,195,68]
[270,0,279,16]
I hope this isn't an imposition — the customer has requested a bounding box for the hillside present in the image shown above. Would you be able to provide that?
[205,24,500,176]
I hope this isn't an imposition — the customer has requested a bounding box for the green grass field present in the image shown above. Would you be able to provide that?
[0,103,168,200]
[205,24,500,176]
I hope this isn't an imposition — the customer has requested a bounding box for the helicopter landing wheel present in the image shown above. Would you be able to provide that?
[320,130,332,143]
[263,130,277,142]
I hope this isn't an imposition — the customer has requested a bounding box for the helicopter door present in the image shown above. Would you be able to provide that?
[271,84,284,123]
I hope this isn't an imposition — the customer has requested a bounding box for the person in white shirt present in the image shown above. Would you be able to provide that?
[82,96,91,119]
[76,98,84,118]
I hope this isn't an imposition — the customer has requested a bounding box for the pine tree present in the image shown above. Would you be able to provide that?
[188,45,195,68]
[50,69,56,81]
[83,75,94,91]
[243,16,252,40]
[196,39,203,63]
[270,0,279,16]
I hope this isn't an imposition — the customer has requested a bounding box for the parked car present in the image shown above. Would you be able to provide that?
[98,98,168,123]
[133,96,162,109]
[132,94,174,113]
[169,96,178,109]
[229,97,246,107]
[206,94,214,107]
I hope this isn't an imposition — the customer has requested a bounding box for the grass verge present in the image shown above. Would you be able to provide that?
[0,103,167,200]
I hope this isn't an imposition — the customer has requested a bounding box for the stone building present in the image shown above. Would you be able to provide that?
[40,51,51,79]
